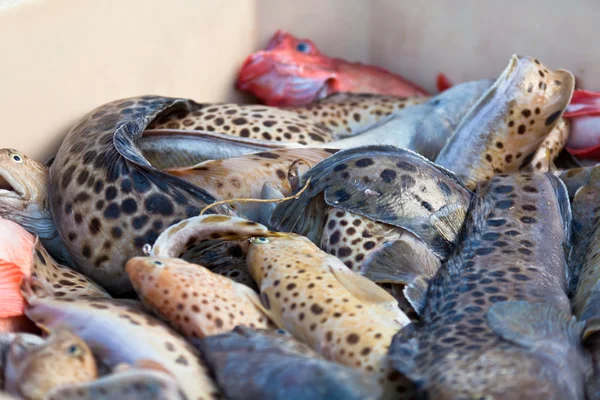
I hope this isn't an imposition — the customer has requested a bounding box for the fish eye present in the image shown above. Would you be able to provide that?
[152,260,164,267]
[66,344,82,356]
[252,237,270,244]
[296,42,311,53]
[10,153,23,163]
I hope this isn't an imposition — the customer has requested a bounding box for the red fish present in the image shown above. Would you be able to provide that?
[236,30,429,106]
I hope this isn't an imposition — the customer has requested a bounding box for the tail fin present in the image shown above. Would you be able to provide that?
[564,89,600,117]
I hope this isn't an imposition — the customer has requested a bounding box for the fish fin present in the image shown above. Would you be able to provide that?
[235,282,276,324]
[429,203,468,243]
[402,276,430,316]
[388,324,424,384]
[487,300,584,349]
[0,261,26,318]
[259,182,285,226]
[564,89,600,117]
[269,193,327,243]
[436,73,454,92]
[546,171,573,247]
[359,238,440,285]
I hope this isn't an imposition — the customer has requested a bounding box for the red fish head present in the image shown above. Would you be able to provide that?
[236,30,338,106]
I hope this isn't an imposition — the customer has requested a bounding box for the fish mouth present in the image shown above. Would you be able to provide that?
[0,170,25,199]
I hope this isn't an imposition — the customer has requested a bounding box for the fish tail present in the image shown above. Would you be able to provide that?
[0,261,26,317]
[564,89,600,117]
[436,73,454,92]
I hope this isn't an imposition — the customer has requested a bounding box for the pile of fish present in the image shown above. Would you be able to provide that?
[2,30,600,400]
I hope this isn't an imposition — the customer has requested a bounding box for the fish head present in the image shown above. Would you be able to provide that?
[0,149,48,212]
[125,256,188,298]
[13,328,97,400]
[236,30,337,106]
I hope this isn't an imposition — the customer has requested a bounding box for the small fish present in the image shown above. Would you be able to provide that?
[0,149,74,267]
[193,326,382,400]
[126,256,274,338]
[435,55,575,189]
[236,29,429,106]
[20,277,221,400]
[314,79,494,160]
[44,368,185,400]
[389,173,588,399]
[6,329,97,400]
[246,232,412,399]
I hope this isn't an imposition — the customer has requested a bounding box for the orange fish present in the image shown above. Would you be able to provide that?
[237,29,429,106]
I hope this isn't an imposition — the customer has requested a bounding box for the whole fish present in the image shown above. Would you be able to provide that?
[270,145,472,292]
[125,256,274,338]
[314,79,494,160]
[435,55,575,189]
[45,368,185,400]
[5,329,97,400]
[193,326,382,400]
[236,29,429,106]
[20,278,220,400]
[49,96,237,295]
[0,149,74,267]
[245,231,412,399]
[389,173,589,399]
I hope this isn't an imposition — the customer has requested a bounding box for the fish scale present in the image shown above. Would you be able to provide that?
[389,173,588,399]
[49,96,237,295]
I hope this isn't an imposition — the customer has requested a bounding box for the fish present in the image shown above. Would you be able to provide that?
[125,256,274,338]
[49,96,237,295]
[245,232,412,399]
[192,326,382,400]
[165,148,335,221]
[556,165,595,199]
[313,79,494,161]
[435,55,574,189]
[0,333,43,391]
[521,117,571,172]
[388,172,588,399]
[269,145,472,290]
[0,149,74,267]
[5,328,97,400]
[44,368,185,400]
[236,29,429,106]
[20,277,221,400]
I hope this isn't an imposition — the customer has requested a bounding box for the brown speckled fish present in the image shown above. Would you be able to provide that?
[5,329,97,400]
[0,149,74,267]
[126,256,274,338]
[20,277,220,400]
[49,96,237,295]
[435,55,575,189]
[389,173,589,399]
[246,233,412,399]
[45,368,185,400]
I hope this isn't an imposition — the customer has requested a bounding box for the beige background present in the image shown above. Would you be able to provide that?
[1,0,598,160]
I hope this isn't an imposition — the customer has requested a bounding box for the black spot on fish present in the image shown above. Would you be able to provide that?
[103,203,120,219]
[396,161,417,172]
[495,200,514,209]
[256,152,279,159]
[520,216,537,224]
[545,110,562,126]
[355,158,374,168]
[334,164,347,172]
[334,189,351,202]
[482,232,501,241]
[380,169,397,183]
[401,175,416,188]
[132,215,149,230]
[144,194,174,216]
[487,219,506,227]
[474,247,494,256]
[437,181,452,196]
[494,185,513,194]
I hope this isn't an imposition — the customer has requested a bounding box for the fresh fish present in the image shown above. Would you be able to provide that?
[5,329,97,400]
[389,173,588,399]
[245,232,412,399]
[49,96,237,295]
[0,149,74,267]
[45,368,185,400]
[270,145,472,288]
[165,148,335,221]
[193,326,382,400]
[125,256,274,338]
[0,333,43,391]
[435,55,575,189]
[314,80,494,160]
[20,278,220,400]
[236,29,429,106]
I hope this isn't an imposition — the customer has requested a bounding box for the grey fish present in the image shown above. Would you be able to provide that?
[192,326,382,400]
[269,145,472,289]
[49,96,238,295]
[312,80,494,160]
[389,173,589,399]
[436,55,575,190]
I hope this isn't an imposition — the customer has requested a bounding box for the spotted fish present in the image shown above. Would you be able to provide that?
[270,145,472,289]
[126,256,274,338]
[0,149,74,267]
[5,329,97,400]
[388,172,589,399]
[165,148,335,221]
[49,96,238,295]
[45,368,185,400]
[312,80,494,160]
[193,326,382,400]
[20,277,220,400]
[246,233,412,399]
[435,55,575,189]
[521,118,571,172]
